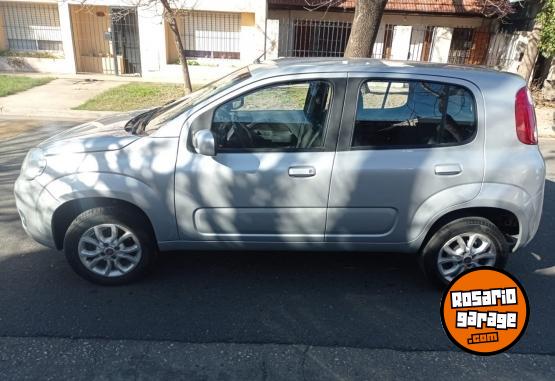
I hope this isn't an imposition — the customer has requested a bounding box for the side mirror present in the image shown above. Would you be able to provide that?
[192,130,216,157]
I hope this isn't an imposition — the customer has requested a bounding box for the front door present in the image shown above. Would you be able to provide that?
[175,75,346,243]
[327,74,484,245]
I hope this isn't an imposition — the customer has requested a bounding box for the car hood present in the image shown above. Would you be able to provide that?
[38,112,143,155]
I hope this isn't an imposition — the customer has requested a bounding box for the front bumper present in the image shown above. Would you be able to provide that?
[14,175,59,249]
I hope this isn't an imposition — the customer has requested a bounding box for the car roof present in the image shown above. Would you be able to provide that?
[248,58,523,86]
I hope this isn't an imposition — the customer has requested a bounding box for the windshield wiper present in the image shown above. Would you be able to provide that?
[124,108,160,135]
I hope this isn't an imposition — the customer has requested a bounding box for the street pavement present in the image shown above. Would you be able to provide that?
[0,119,554,380]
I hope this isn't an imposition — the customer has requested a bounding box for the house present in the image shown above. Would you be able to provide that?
[0,0,267,80]
[268,0,498,64]
[0,0,527,80]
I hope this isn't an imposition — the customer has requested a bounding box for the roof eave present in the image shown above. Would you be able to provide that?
[268,4,488,18]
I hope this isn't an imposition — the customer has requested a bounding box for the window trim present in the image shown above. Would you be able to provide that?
[349,78,478,151]
[211,79,335,153]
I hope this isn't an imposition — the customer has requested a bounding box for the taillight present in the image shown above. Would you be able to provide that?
[515,87,538,145]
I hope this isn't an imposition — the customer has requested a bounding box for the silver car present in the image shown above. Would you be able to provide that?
[14,58,545,285]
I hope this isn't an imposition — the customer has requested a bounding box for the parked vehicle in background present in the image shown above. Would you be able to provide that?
[14,58,545,285]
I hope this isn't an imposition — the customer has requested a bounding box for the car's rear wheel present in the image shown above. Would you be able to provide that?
[64,207,155,285]
[420,217,509,286]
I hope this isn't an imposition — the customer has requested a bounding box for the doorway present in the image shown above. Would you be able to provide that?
[70,5,141,75]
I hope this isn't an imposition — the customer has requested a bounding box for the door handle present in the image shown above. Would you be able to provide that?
[435,164,462,176]
[288,166,316,178]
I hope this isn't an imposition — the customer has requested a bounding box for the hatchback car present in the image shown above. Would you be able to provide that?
[15,58,545,285]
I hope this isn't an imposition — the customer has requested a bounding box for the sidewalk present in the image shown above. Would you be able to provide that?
[536,107,555,138]
[0,78,123,121]
[0,66,230,122]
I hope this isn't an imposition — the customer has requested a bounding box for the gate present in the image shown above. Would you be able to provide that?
[70,5,141,75]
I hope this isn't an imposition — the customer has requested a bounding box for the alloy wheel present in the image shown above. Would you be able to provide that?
[437,232,497,282]
[77,224,142,278]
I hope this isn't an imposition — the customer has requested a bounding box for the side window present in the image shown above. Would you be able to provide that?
[352,80,476,148]
[241,83,309,111]
[360,81,409,109]
[212,81,332,151]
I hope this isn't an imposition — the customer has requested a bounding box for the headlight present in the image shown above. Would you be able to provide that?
[21,148,46,180]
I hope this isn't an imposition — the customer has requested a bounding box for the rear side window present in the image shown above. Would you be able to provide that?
[352,80,477,148]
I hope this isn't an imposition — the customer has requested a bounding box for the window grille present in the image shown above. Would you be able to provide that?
[0,2,63,52]
[181,11,241,59]
[290,19,351,57]
[275,19,436,62]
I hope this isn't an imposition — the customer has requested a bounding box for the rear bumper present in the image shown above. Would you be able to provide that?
[14,175,58,249]
[517,187,545,250]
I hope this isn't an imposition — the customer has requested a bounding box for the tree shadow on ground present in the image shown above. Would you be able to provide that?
[1,124,554,354]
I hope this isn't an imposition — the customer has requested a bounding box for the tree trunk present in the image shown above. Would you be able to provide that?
[344,0,388,58]
[160,0,192,94]
[518,20,542,84]
[531,54,552,88]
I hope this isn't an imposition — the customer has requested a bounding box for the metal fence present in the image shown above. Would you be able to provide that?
[371,24,391,59]
[407,26,435,62]
[275,19,440,62]
[179,11,241,59]
[372,24,435,61]
[0,2,63,52]
[486,31,527,71]
[287,19,352,57]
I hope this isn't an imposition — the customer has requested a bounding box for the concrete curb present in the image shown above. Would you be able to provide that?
[0,109,116,122]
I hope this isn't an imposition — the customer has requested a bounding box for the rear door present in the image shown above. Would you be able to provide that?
[326,73,485,244]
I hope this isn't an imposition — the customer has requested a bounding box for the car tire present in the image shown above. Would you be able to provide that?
[63,207,156,285]
[419,217,509,286]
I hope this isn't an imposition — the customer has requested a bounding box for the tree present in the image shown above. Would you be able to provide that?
[344,0,388,58]
[517,1,548,83]
[304,0,388,58]
[82,1,194,94]
[158,0,193,94]
[518,18,542,83]
[537,0,555,57]
[481,0,516,18]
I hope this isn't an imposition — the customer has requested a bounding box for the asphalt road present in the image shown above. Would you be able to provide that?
[1,119,554,379]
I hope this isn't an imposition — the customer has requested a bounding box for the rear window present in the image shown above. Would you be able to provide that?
[352,80,477,149]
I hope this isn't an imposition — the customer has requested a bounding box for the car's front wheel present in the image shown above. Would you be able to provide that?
[63,207,156,285]
[420,217,509,286]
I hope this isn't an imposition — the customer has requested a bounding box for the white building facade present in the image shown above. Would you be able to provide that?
[0,0,531,79]
[0,0,268,80]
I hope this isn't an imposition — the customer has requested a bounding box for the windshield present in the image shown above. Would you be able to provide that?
[144,66,252,132]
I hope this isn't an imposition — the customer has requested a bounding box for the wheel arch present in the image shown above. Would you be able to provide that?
[419,207,520,253]
[51,197,157,250]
